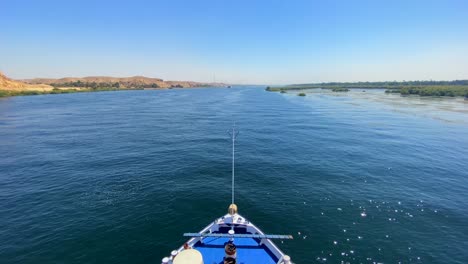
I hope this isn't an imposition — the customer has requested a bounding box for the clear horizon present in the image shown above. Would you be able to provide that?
[2,0,468,84]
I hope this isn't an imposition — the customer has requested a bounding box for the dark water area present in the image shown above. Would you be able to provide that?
[1,87,467,263]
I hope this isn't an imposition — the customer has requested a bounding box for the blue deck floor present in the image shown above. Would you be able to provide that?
[193,237,278,264]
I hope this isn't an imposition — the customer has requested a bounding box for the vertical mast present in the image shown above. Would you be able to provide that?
[232,127,235,204]
[229,126,239,205]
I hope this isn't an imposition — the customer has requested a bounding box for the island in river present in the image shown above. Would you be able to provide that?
[266,80,468,98]
[0,72,226,97]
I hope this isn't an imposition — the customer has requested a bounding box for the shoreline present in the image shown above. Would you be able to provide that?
[0,72,227,98]
[0,86,225,98]
[266,85,468,98]
[0,87,141,98]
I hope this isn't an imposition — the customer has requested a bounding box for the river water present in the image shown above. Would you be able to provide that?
[1,87,467,263]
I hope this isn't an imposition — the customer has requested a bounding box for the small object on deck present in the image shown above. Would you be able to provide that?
[173,249,204,264]
[228,229,235,241]
[283,255,291,264]
[161,257,170,264]
[171,250,178,259]
[224,257,236,264]
[228,204,238,215]
[183,242,191,249]
[225,241,237,258]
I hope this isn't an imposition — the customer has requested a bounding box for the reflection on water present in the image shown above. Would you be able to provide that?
[287,89,468,125]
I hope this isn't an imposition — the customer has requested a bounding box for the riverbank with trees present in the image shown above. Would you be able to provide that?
[266,80,468,97]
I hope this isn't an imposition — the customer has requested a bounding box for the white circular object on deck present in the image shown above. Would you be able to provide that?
[173,249,204,264]
[228,229,235,235]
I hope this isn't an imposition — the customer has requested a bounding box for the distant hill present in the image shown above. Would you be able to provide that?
[0,72,53,91]
[22,76,225,89]
[1,72,227,97]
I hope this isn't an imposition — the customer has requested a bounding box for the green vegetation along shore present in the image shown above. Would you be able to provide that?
[266,80,468,97]
[385,86,468,97]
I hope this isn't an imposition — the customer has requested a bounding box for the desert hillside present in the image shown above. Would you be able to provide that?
[0,72,53,91]
[22,76,224,89]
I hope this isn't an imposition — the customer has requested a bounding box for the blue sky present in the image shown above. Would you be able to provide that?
[1,0,468,84]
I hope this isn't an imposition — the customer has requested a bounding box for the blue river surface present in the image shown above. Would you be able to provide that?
[0,87,467,263]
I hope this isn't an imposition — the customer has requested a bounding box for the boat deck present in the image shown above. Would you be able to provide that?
[193,236,278,264]
[170,213,290,264]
